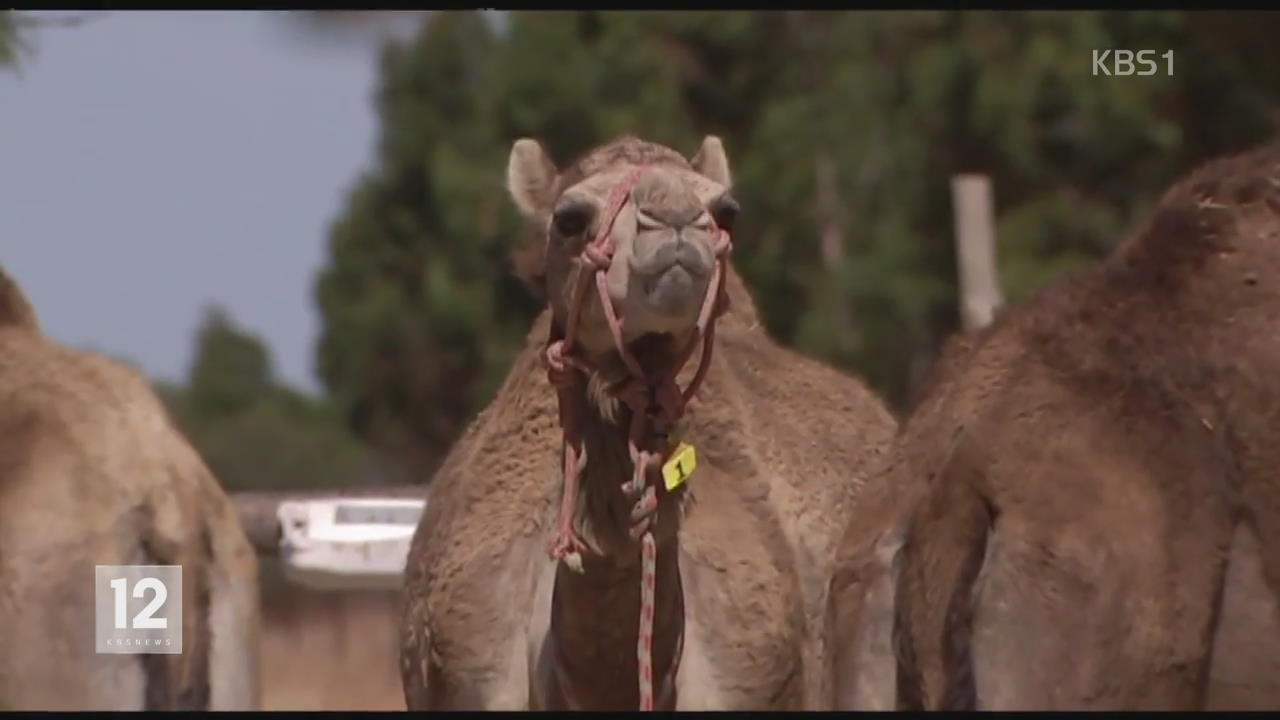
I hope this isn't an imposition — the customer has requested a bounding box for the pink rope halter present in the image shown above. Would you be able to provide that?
[541,163,733,710]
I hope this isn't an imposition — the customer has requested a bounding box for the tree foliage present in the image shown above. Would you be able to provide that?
[1,11,18,67]
[185,307,274,420]
[162,306,373,493]
[315,10,1280,477]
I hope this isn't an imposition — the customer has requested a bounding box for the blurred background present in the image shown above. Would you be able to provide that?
[4,9,1280,710]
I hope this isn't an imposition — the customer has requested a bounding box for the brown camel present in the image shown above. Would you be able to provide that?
[827,328,983,711]
[0,267,261,710]
[399,135,896,710]
[872,138,1280,710]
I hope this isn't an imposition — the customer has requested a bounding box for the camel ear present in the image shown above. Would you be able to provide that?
[691,135,731,187]
[0,265,39,331]
[507,138,559,218]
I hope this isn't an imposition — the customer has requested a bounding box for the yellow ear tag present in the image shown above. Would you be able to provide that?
[662,442,697,491]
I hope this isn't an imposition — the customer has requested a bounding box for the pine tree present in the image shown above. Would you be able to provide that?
[313,11,1280,470]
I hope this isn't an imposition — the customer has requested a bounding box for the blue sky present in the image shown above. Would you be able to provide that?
[1,11,423,393]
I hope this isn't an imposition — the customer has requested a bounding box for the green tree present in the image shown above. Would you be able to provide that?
[316,12,517,475]
[185,306,273,420]
[699,10,1279,405]
[163,306,374,493]
[1,11,19,67]
[315,10,1280,474]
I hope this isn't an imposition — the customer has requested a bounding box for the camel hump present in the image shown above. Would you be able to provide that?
[0,266,39,331]
[1118,138,1280,275]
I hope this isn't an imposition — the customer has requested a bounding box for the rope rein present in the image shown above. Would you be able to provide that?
[541,163,732,711]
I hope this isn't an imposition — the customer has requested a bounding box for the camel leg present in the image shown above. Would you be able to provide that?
[405,636,530,709]
[1206,522,1280,708]
[673,623,731,710]
[402,611,531,711]
[831,526,902,710]
[204,500,262,710]
[0,441,151,711]
[403,540,549,711]
[895,454,1232,711]
[673,546,804,710]
[527,557,558,710]
[966,513,1228,710]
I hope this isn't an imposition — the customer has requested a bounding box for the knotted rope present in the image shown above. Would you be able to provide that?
[541,163,732,710]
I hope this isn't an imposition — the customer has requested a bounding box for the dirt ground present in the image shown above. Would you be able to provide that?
[257,560,405,711]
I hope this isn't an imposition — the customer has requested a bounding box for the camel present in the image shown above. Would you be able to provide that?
[399,135,897,710]
[827,328,982,711]
[873,138,1280,710]
[0,267,261,710]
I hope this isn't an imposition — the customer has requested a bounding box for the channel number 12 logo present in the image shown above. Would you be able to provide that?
[95,565,183,654]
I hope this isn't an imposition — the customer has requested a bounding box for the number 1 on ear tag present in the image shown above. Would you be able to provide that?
[662,442,697,491]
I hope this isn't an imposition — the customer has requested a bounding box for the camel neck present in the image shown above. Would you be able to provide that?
[547,539,684,710]
[567,372,686,557]
[542,370,688,710]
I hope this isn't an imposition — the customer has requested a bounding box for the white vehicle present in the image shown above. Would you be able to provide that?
[277,496,426,591]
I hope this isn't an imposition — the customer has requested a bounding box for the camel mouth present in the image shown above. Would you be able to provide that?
[629,240,713,319]
[639,263,702,318]
[614,330,686,378]
[629,239,714,281]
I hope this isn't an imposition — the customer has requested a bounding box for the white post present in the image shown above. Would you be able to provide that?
[951,174,1003,330]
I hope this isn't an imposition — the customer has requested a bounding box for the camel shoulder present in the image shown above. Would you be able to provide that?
[403,333,563,637]
[715,327,897,462]
[416,339,562,539]
[697,328,897,557]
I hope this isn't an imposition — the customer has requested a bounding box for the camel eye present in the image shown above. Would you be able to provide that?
[709,193,740,233]
[552,199,595,237]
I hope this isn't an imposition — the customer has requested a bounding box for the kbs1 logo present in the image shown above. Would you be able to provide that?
[95,565,183,654]
[1092,49,1174,77]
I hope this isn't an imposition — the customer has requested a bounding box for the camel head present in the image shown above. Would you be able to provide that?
[507,135,739,374]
